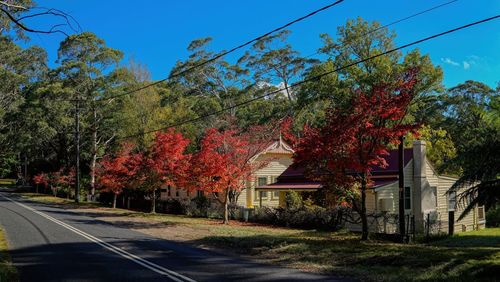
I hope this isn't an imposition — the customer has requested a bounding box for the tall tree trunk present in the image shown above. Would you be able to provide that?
[360,174,369,240]
[36,184,39,194]
[223,190,229,224]
[151,189,156,214]
[113,193,117,209]
[89,108,98,199]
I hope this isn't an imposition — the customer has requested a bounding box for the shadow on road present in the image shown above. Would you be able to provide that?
[9,239,341,282]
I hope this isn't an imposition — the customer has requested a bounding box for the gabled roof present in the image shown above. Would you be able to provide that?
[262,135,294,155]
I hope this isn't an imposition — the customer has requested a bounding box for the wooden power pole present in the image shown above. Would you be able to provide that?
[74,99,80,203]
[398,135,405,242]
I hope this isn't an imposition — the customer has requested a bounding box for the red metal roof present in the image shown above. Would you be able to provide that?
[258,148,413,190]
[371,148,413,174]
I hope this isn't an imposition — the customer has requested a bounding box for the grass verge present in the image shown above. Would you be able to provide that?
[20,192,500,281]
[0,227,17,282]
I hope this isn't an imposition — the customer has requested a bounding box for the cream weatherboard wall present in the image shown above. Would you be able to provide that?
[370,158,484,233]
[237,152,293,208]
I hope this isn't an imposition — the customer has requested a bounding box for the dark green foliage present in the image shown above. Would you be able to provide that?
[486,206,500,228]
[253,205,345,230]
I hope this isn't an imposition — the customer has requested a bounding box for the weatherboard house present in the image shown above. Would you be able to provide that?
[256,140,486,234]
[159,138,485,233]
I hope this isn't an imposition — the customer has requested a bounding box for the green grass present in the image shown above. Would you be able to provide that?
[0,228,18,282]
[0,179,15,187]
[19,192,500,281]
[19,193,104,209]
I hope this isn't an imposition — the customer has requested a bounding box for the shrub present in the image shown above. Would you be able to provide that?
[486,206,500,227]
[185,195,210,217]
[252,205,344,230]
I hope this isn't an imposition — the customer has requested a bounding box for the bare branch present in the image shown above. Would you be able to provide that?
[0,6,70,37]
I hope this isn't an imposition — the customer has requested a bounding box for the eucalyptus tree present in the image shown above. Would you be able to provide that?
[238,30,318,103]
[0,36,48,178]
[55,32,123,198]
[168,37,249,136]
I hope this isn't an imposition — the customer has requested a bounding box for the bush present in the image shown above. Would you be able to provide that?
[185,195,210,217]
[486,206,500,227]
[157,199,184,214]
[252,205,345,230]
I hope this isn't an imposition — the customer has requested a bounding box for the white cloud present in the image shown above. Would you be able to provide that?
[463,61,470,70]
[441,57,460,67]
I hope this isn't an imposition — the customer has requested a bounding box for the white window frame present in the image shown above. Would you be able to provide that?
[404,186,411,210]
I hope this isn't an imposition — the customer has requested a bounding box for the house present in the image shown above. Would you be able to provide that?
[159,137,295,208]
[257,140,486,234]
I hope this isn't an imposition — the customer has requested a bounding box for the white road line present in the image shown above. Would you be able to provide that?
[0,193,196,282]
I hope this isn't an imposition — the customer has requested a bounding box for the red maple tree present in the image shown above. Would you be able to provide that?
[187,127,271,224]
[97,144,142,208]
[32,172,49,193]
[138,128,191,213]
[293,69,420,240]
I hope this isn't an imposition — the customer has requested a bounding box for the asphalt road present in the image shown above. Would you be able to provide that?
[0,191,344,282]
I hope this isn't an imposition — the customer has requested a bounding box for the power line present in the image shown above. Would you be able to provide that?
[66,0,456,107]
[95,0,345,102]
[117,14,500,140]
[93,0,459,125]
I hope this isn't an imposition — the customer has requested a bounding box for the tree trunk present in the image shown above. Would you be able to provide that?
[36,184,39,194]
[113,193,117,209]
[360,175,369,240]
[90,109,98,199]
[151,189,156,214]
[127,197,131,209]
[222,190,229,224]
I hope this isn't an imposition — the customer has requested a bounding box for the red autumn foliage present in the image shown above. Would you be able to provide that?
[294,69,421,240]
[56,167,76,187]
[138,128,191,213]
[33,173,48,186]
[187,127,271,224]
[32,172,49,193]
[97,143,142,208]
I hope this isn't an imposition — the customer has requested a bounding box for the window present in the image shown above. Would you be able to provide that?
[257,177,267,187]
[167,185,171,197]
[272,191,280,200]
[197,190,204,197]
[255,177,268,200]
[478,206,485,220]
[175,190,179,197]
[448,191,456,211]
[404,186,411,210]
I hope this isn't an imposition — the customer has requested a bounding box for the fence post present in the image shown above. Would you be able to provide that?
[411,215,415,242]
[426,213,430,239]
[448,210,455,236]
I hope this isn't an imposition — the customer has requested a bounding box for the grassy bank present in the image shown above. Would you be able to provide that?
[0,227,17,282]
[20,192,500,281]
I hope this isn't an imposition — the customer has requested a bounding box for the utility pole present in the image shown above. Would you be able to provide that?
[74,98,80,203]
[398,135,405,242]
[23,153,27,185]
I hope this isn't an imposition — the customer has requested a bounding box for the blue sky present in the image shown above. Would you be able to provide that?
[26,0,500,88]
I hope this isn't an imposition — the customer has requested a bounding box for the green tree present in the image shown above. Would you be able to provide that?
[297,17,443,126]
[56,32,123,198]
[239,30,318,102]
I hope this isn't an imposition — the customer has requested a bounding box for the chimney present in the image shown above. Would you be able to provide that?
[413,140,426,232]
[413,140,426,179]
